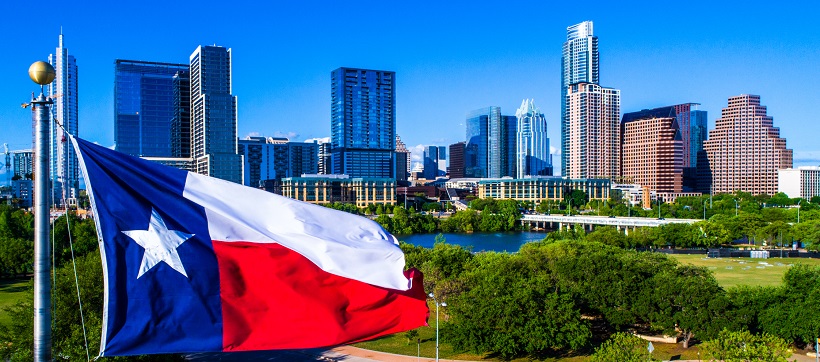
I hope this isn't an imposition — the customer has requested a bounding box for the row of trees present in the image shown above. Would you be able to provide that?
[0,205,98,278]
[361,191,820,249]
[402,235,820,359]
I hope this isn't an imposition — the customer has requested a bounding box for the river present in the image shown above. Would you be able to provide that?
[397,231,550,252]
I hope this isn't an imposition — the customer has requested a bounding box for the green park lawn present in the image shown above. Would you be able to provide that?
[0,278,30,326]
[670,253,820,288]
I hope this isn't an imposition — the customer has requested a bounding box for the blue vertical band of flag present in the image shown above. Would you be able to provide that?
[73,137,224,356]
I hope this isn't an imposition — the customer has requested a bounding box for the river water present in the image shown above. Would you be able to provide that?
[397,231,549,252]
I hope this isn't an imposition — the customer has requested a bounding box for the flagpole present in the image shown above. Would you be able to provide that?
[29,61,55,362]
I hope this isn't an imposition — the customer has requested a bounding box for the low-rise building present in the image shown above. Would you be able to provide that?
[476,176,609,203]
[280,174,395,208]
[779,166,820,199]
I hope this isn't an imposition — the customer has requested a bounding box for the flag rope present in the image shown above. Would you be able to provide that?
[53,110,91,361]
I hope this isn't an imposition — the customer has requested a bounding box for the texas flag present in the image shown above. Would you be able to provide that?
[70,137,428,357]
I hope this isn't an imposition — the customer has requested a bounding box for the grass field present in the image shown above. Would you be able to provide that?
[0,278,30,326]
[670,254,820,288]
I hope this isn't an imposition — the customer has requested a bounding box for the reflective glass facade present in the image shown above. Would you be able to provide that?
[190,45,242,183]
[115,60,188,157]
[330,67,395,178]
[516,99,552,178]
[238,137,319,187]
[172,70,191,158]
[48,33,79,203]
[465,107,516,178]
[561,21,599,176]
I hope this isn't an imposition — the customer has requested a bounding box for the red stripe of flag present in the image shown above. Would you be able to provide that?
[213,241,429,351]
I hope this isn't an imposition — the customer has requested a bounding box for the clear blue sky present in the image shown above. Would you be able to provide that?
[1,0,819,180]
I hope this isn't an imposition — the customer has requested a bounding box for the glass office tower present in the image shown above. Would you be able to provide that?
[465,107,516,178]
[48,33,79,204]
[330,67,395,178]
[115,60,189,157]
[516,99,552,178]
[190,45,242,183]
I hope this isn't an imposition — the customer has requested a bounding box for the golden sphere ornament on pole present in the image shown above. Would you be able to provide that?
[29,61,56,86]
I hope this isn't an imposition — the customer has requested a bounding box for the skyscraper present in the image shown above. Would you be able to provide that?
[561,21,597,176]
[115,60,189,157]
[465,107,517,178]
[516,99,552,178]
[465,107,495,178]
[620,104,707,191]
[621,113,682,192]
[171,70,191,158]
[448,142,466,179]
[48,32,79,204]
[564,83,620,179]
[561,21,620,178]
[331,67,395,178]
[423,146,447,180]
[238,137,319,187]
[190,45,242,183]
[703,95,792,195]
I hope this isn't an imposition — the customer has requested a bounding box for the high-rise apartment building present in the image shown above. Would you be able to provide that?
[561,21,620,179]
[12,150,33,179]
[448,142,466,179]
[48,33,79,204]
[516,99,552,178]
[190,45,242,183]
[561,21,598,177]
[395,135,410,182]
[703,95,792,195]
[564,83,620,179]
[115,60,189,157]
[330,67,395,178]
[621,112,683,192]
[465,107,517,178]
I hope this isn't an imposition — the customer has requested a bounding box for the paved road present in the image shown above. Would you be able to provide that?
[186,346,465,362]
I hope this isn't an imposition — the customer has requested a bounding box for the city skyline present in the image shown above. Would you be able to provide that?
[1,1,819,184]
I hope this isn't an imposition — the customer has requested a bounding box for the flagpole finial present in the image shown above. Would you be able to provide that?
[29,61,56,86]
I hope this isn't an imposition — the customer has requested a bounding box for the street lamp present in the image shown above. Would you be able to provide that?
[734,199,739,217]
[798,200,802,224]
[703,201,707,220]
[657,197,662,219]
[428,293,447,362]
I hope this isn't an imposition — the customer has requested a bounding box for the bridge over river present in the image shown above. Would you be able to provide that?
[520,214,700,235]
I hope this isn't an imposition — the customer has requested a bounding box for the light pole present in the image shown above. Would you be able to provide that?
[798,200,802,224]
[428,293,447,362]
[734,199,739,217]
[657,197,662,219]
[703,201,707,220]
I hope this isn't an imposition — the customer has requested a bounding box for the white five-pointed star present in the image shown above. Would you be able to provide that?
[122,208,194,279]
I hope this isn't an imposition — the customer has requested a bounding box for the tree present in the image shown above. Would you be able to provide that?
[564,189,589,210]
[590,332,658,362]
[646,265,733,348]
[446,252,590,359]
[0,252,185,361]
[701,329,792,362]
